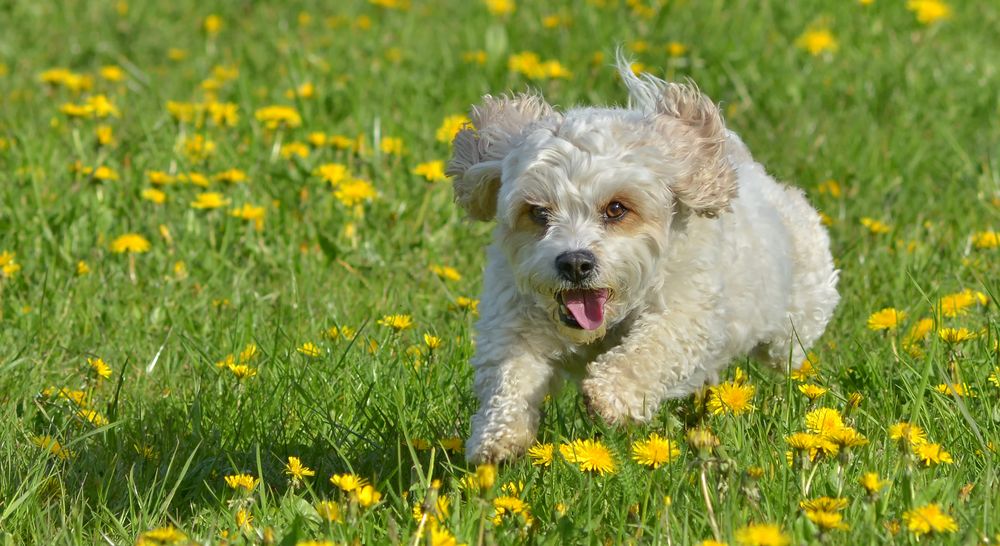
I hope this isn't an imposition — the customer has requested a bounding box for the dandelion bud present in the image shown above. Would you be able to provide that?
[685,427,719,455]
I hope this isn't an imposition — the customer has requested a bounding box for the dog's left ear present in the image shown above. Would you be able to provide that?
[447,93,556,221]
[652,84,737,218]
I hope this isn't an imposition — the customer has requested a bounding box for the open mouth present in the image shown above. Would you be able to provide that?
[557,288,609,330]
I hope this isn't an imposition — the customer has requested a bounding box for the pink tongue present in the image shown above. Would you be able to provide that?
[563,288,608,330]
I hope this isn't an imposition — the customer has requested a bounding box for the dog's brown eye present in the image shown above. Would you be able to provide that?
[605,201,628,221]
[530,205,551,225]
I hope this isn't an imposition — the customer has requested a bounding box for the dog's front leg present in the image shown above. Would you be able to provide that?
[582,307,725,424]
[466,350,553,464]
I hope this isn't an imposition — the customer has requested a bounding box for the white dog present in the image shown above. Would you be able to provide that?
[448,59,839,464]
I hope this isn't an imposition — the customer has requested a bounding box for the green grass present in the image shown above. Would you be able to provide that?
[1,0,998,544]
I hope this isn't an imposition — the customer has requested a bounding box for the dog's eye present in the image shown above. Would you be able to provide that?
[604,201,628,221]
[529,205,551,225]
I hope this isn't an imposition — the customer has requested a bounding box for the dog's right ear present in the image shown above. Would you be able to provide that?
[447,93,555,221]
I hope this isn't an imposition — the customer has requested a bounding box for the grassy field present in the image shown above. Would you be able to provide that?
[1,0,998,544]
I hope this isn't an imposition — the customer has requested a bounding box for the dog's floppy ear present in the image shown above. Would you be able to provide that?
[618,55,736,218]
[652,83,737,218]
[447,93,555,221]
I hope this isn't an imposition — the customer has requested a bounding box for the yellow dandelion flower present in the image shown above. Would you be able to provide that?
[559,439,616,475]
[254,105,302,129]
[798,383,828,400]
[462,50,487,65]
[285,82,315,99]
[827,426,869,448]
[454,296,479,313]
[796,29,837,56]
[939,289,988,317]
[230,204,266,231]
[191,192,230,210]
[859,472,888,495]
[224,473,259,491]
[938,327,976,343]
[32,435,73,460]
[207,101,239,126]
[181,172,209,187]
[484,0,515,16]
[87,357,112,379]
[913,442,953,466]
[213,168,247,184]
[492,496,533,525]
[377,314,413,331]
[334,178,377,207]
[734,523,790,546]
[527,443,554,466]
[110,233,150,253]
[435,115,470,144]
[902,503,958,536]
[315,163,349,186]
[280,141,310,160]
[380,137,404,156]
[330,473,368,492]
[861,217,891,234]
[95,124,114,146]
[99,65,124,81]
[92,166,119,181]
[147,170,175,186]
[989,367,1000,387]
[867,308,905,330]
[355,484,382,507]
[707,381,755,415]
[76,260,91,276]
[816,179,842,197]
[141,188,166,204]
[285,456,316,480]
[226,364,257,380]
[429,264,462,281]
[906,0,952,24]
[904,317,935,345]
[791,353,819,381]
[631,432,681,469]
[136,526,186,545]
[180,133,215,162]
[297,342,321,357]
[423,333,442,350]
[972,230,999,249]
[412,495,450,523]
[203,14,222,34]
[805,510,849,531]
[413,160,448,182]
[935,383,975,397]
[315,500,341,522]
[804,408,844,435]
[800,497,848,512]
[234,508,253,531]
[665,41,688,57]
[889,422,927,447]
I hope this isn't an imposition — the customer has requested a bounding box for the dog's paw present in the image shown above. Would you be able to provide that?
[582,378,652,425]
[465,432,529,465]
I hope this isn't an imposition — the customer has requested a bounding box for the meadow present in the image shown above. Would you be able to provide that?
[0,0,998,544]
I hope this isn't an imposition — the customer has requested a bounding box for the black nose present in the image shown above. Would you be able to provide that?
[555,250,597,283]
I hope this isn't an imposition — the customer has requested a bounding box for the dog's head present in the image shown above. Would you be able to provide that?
[448,60,736,342]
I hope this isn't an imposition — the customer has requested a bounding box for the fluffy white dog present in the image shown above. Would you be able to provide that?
[447,59,839,464]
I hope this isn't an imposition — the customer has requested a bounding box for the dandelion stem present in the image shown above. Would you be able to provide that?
[699,466,721,541]
[128,253,137,284]
[803,459,821,496]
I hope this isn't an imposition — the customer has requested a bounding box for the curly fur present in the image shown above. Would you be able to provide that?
[450,59,839,464]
